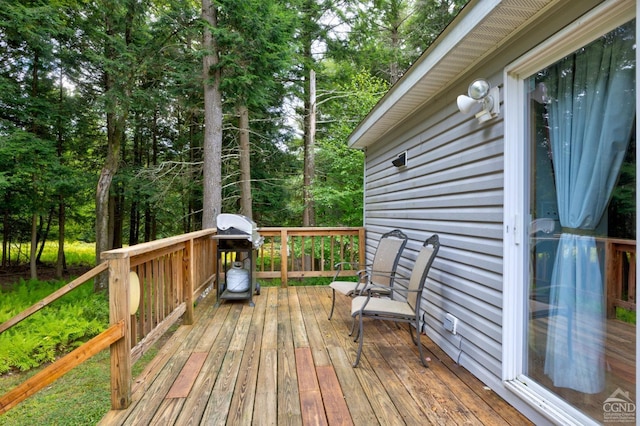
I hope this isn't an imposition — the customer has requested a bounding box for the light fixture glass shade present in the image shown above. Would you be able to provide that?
[468,79,490,100]
[457,95,478,114]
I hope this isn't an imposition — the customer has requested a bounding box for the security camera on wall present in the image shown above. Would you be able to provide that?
[392,151,407,168]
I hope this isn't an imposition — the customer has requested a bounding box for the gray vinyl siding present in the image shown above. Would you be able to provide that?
[362,77,506,382]
[353,1,623,423]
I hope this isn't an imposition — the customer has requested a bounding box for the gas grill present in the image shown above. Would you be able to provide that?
[214,214,263,306]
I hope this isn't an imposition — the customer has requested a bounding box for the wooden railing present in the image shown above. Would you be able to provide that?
[0,226,365,413]
[0,229,217,413]
[256,227,365,286]
[533,236,637,318]
[606,239,636,318]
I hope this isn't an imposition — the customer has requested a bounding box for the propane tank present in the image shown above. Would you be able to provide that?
[226,261,250,292]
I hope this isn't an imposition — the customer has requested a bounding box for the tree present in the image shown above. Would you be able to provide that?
[298,0,336,227]
[201,0,223,229]
[315,69,388,225]
[0,1,77,278]
[405,0,468,54]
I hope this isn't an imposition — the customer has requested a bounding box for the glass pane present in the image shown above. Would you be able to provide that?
[526,21,636,424]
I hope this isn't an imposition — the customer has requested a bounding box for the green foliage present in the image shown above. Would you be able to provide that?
[314,70,389,226]
[0,328,169,425]
[609,138,636,239]
[0,279,108,374]
[0,0,469,252]
[616,307,636,324]
[5,241,95,267]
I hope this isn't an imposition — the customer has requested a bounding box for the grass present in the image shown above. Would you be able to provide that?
[6,241,95,267]
[0,241,168,425]
[0,342,166,425]
[0,351,111,425]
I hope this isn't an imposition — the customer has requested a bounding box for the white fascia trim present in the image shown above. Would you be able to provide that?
[348,0,502,148]
[505,0,635,78]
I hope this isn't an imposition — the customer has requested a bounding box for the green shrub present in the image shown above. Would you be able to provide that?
[0,279,108,374]
[616,307,636,324]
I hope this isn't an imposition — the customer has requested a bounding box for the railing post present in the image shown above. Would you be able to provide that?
[107,255,132,410]
[358,227,366,267]
[605,240,617,318]
[281,228,288,287]
[183,238,194,325]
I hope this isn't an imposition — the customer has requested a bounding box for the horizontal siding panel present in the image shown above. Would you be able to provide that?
[366,137,503,185]
[367,157,504,195]
[363,220,503,240]
[365,208,503,224]
[442,234,503,259]
[459,338,502,378]
[366,190,503,210]
[435,260,504,300]
[366,131,502,183]
[368,174,504,200]
[439,244,503,275]
[423,295,502,361]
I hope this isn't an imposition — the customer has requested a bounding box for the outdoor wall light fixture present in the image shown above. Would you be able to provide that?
[392,151,407,168]
[456,79,500,123]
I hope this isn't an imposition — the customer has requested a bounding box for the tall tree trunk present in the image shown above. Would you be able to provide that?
[303,68,316,227]
[95,9,130,291]
[129,114,141,246]
[95,133,120,290]
[202,0,223,229]
[56,73,66,278]
[56,198,66,277]
[238,105,252,219]
[188,110,198,232]
[2,195,9,267]
[30,213,38,280]
[390,25,399,85]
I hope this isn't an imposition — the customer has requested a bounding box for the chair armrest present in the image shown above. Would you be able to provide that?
[332,262,372,280]
[334,261,372,270]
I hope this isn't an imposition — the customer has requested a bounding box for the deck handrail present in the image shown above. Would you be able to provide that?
[0,226,365,413]
[256,227,366,285]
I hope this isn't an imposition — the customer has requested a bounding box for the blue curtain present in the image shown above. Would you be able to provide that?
[543,24,635,394]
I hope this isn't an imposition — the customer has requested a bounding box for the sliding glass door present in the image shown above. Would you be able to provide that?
[524,20,636,423]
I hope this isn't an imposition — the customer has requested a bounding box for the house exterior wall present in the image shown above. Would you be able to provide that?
[358,1,624,423]
[363,74,508,387]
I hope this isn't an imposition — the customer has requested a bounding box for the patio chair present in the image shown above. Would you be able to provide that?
[351,234,440,368]
[328,229,408,320]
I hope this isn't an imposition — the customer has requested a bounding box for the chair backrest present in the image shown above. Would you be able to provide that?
[407,234,440,311]
[369,229,408,287]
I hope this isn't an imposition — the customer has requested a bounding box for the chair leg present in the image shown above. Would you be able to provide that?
[353,314,365,367]
[415,326,429,368]
[350,317,358,339]
[328,288,336,320]
[408,323,417,344]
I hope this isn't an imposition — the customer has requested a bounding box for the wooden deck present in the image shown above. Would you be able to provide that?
[99,286,532,425]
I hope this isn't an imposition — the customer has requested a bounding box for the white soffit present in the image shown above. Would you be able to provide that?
[348,0,556,149]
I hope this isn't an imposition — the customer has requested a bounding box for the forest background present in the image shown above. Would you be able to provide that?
[0,0,468,284]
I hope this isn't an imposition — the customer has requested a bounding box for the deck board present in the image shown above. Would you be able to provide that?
[99,286,533,426]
